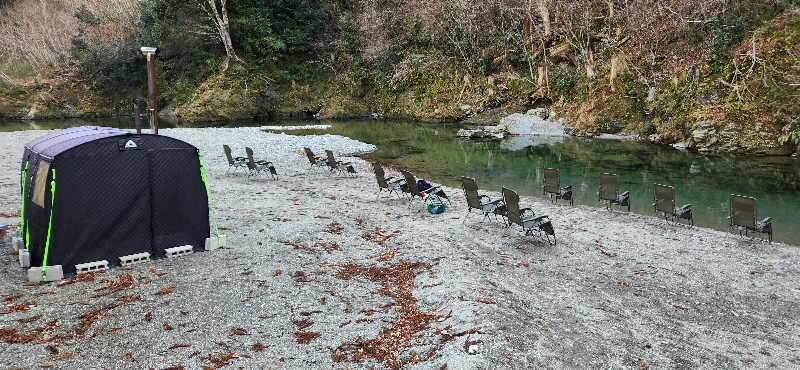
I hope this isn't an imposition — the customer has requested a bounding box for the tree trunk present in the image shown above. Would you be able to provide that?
[199,0,242,71]
[537,0,550,37]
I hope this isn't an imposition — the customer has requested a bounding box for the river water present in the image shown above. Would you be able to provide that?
[4,118,799,245]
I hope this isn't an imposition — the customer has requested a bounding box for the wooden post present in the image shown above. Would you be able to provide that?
[133,99,143,134]
[146,53,158,135]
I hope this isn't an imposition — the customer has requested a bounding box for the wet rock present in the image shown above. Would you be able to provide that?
[691,121,713,142]
[457,127,504,140]
[672,141,689,151]
[498,113,566,136]
[460,105,472,114]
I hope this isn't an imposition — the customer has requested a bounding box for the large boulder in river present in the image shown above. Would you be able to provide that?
[498,113,566,136]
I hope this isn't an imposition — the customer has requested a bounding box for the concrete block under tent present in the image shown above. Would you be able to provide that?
[17,126,216,281]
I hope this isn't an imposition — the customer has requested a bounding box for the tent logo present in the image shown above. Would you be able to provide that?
[125,140,138,149]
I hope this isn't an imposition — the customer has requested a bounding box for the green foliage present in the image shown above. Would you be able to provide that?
[370,24,429,86]
[705,2,785,71]
[778,123,800,146]
[70,5,150,98]
[74,5,100,25]
[335,11,360,62]
[549,65,579,97]
[229,0,325,65]
[0,57,35,79]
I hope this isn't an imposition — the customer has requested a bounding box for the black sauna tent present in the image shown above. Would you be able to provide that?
[20,126,211,275]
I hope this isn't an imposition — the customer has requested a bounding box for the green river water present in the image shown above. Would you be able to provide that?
[4,118,799,245]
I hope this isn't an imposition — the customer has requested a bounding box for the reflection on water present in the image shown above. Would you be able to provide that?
[3,118,799,245]
[315,120,800,245]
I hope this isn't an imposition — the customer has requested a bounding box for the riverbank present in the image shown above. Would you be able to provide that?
[1,127,799,368]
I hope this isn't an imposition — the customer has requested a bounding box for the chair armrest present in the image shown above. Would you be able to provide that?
[759,217,773,225]
[560,185,572,191]
[620,191,630,197]
[421,185,442,194]
[678,204,692,210]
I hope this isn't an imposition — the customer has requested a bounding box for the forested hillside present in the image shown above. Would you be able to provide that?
[1,0,798,154]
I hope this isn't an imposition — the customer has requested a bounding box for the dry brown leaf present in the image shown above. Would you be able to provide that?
[231,327,248,336]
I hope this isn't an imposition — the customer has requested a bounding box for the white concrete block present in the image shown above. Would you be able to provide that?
[165,245,193,258]
[119,252,150,266]
[205,235,226,250]
[75,260,109,273]
[27,265,63,283]
[18,249,30,268]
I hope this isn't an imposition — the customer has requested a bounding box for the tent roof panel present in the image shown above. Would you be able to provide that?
[24,126,198,159]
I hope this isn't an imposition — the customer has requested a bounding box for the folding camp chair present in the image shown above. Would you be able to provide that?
[245,147,278,180]
[461,176,503,224]
[598,173,630,211]
[303,147,326,171]
[400,170,450,207]
[496,187,555,245]
[729,194,773,242]
[325,150,357,177]
[653,184,693,226]
[542,168,573,206]
[373,162,405,197]
[223,144,246,174]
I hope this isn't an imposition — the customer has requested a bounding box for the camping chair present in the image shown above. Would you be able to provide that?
[542,168,573,206]
[223,144,246,174]
[729,195,773,242]
[303,147,326,171]
[653,184,693,226]
[245,147,278,180]
[461,176,503,224]
[598,173,630,211]
[325,150,357,177]
[496,187,556,245]
[400,170,450,207]
[373,162,405,197]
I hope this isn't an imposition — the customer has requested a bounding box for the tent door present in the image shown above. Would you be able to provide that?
[148,148,210,256]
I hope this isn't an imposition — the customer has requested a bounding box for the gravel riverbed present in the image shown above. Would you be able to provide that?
[1,127,799,369]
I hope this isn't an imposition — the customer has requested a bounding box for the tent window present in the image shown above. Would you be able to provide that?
[32,161,50,207]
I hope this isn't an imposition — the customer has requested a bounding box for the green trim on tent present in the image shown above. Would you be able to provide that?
[20,161,28,250]
[199,157,220,247]
[42,168,56,281]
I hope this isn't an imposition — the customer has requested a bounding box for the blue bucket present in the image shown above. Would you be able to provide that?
[427,203,446,214]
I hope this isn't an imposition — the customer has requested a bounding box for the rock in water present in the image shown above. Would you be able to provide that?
[498,113,566,136]
[457,127,504,140]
